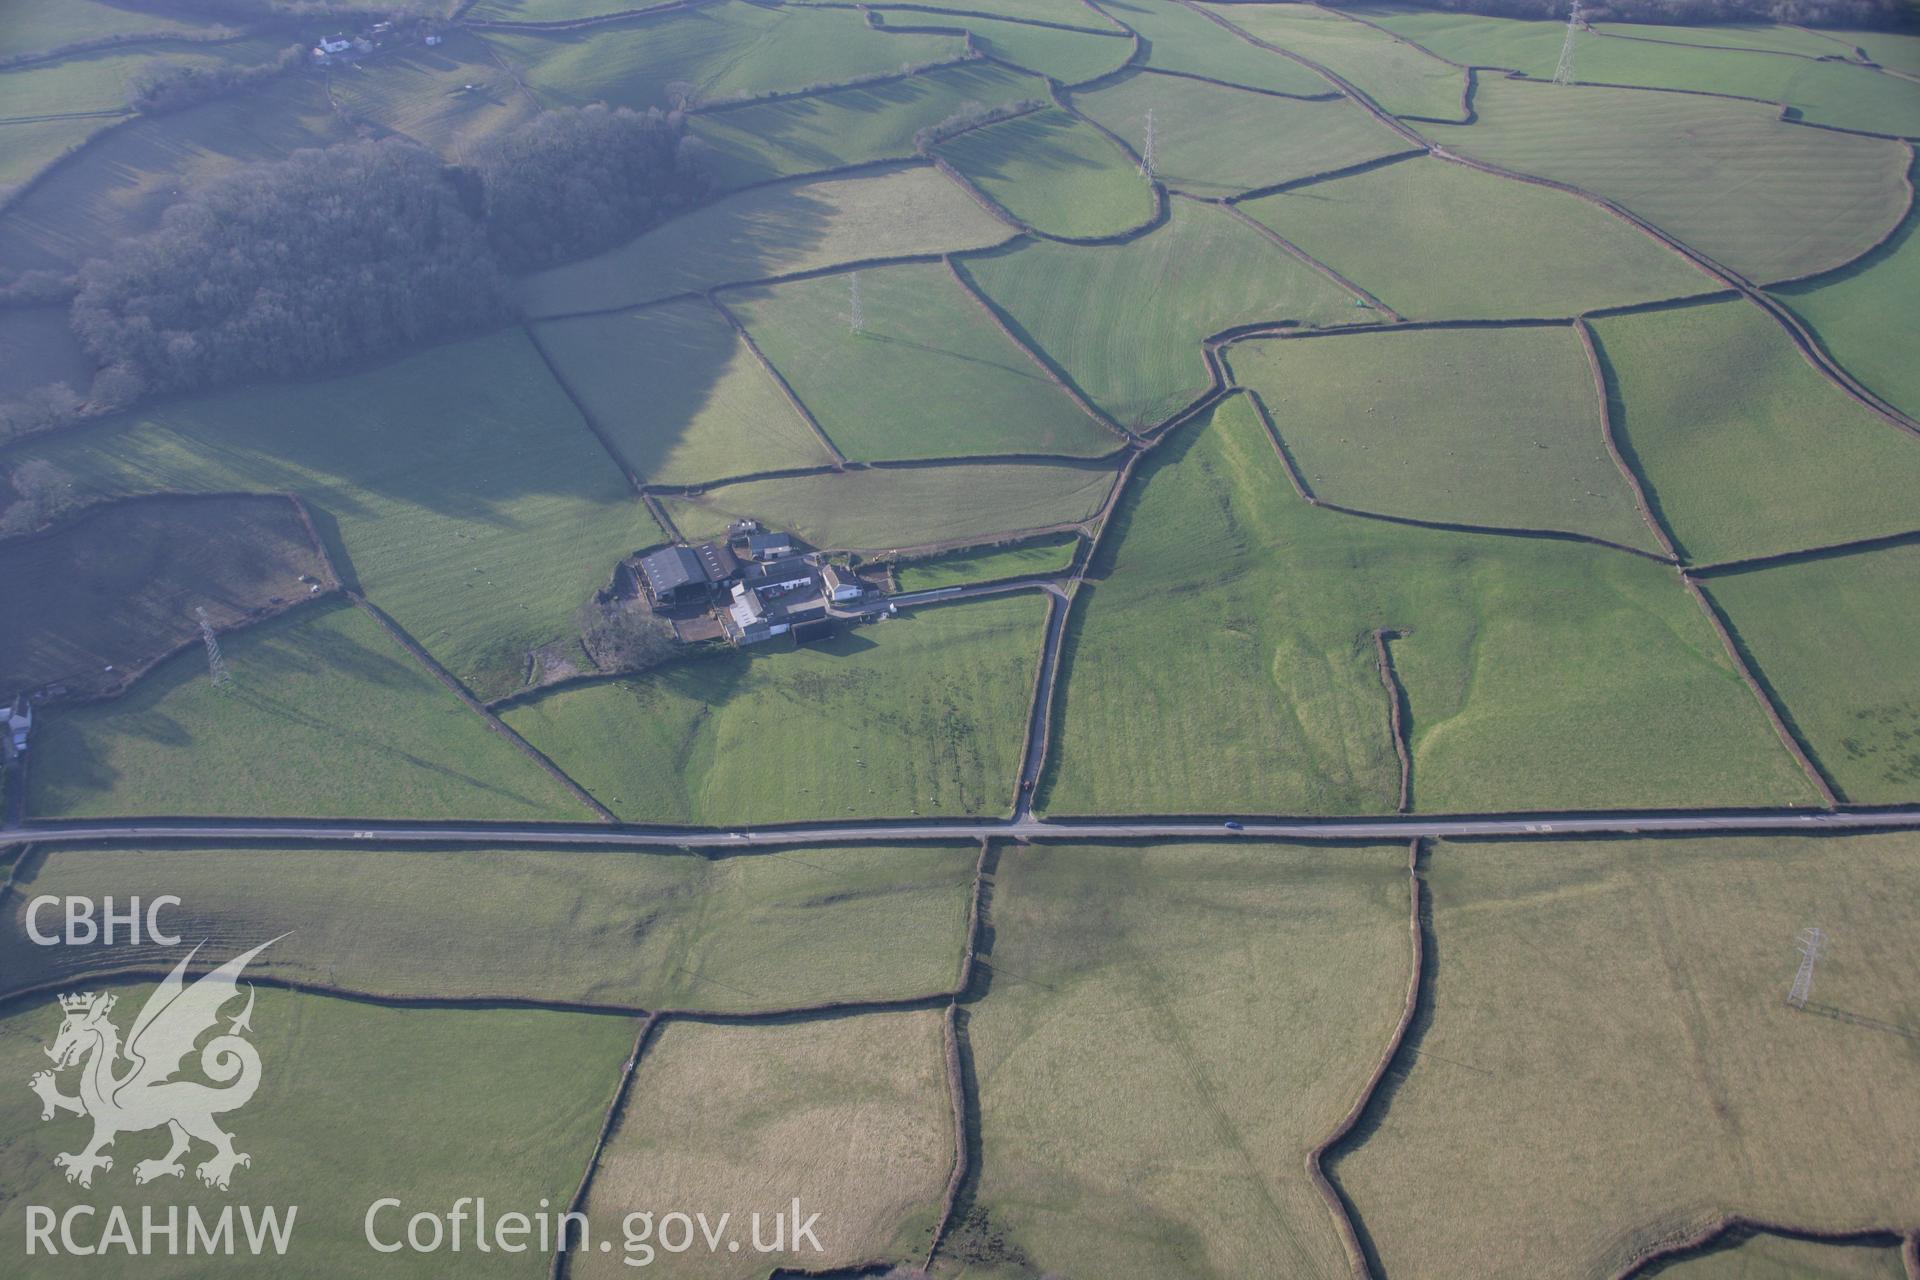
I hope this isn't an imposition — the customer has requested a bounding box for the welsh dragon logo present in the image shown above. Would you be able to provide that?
[28,938,280,1191]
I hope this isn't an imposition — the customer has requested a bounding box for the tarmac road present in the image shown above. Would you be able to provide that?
[4,807,1916,852]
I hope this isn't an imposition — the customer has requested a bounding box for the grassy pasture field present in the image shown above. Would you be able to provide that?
[322,32,538,159]
[0,303,93,399]
[658,457,1116,549]
[532,300,833,485]
[1200,1,1468,119]
[468,0,682,20]
[870,8,1136,84]
[1590,300,1920,565]
[1773,200,1920,422]
[0,39,287,120]
[0,842,979,1010]
[519,165,1015,318]
[1702,545,1920,805]
[728,261,1117,459]
[503,595,1047,824]
[1650,1233,1908,1280]
[895,532,1080,591]
[794,0,1130,27]
[1071,68,1408,196]
[0,75,349,277]
[1096,0,1335,96]
[1341,7,1920,135]
[481,3,965,113]
[0,0,230,59]
[959,198,1362,428]
[688,61,1047,191]
[1856,31,1920,75]
[578,1011,951,1279]
[933,107,1155,239]
[960,841,1409,1280]
[1228,326,1664,552]
[25,600,590,821]
[1238,156,1710,319]
[1590,20,1873,58]
[0,495,331,698]
[1039,395,1816,816]
[0,115,118,200]
[1335,833,1920,1279]
[0,986,630,1278]
[1417,75,1911,284]
[2,329,657,701]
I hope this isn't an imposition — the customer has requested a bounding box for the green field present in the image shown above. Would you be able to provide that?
[1238,156,1709,319]
[959,197,1362,428]
[960,841,1409,1279]
[2,330,658,700]
[0,0,229,59]
[1335,833,1920,1279]
[727,261,1117,459]
[0,38,293,195]
[0,303,93,399]
[520,165,1015,317]
[659,457,1116,549]
[322,31,538,159]
[1228,326,1664,552]
[870,8,1136,84]
[532,300,833,485]
[468,0,682,20]
[1200,2,1467,119]
[0,75,348,276]
[1040,394,1816,815]
[0,987,630,1278]
[1652,1233,1908,1279]
[795,0,1129,27]
[1,842,978,1010]
[1098,0,1335,96]
[896,532,1080,591]
[934,107,1154,239]
[1857,30,1920,75]
[1702,545,1920,805]
[0,495,331,698]
[1591,20,1871,58]
[1774,201,1920,423]
[1072,68,1408,196]
[1343,6,1920,135]
[1417,75,1911,284]
[26,600,591,820]
[481,3,965,112]
[1591,300,1920,565]
[0,114,124,201]
[689,61,1047,191]
[578,1011,951,1278]
[504,595,1047,823]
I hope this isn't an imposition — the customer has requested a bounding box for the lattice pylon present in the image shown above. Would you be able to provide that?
[196,607,232,689]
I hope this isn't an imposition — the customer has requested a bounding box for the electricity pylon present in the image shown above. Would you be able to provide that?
[196,607,232,689]
[1786,926,1826,1008]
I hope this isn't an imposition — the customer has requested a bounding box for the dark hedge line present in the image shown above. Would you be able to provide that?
[1339,0,1910,30]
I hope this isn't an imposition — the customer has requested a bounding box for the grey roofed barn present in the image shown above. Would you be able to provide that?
[638,545,705,601]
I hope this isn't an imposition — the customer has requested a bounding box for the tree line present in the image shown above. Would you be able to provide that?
[18,104,705,424]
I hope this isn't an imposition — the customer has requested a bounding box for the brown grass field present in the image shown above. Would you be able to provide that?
[0,494,331,700]
[1335,833,1920,1279]
[577,1010,953,1277]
